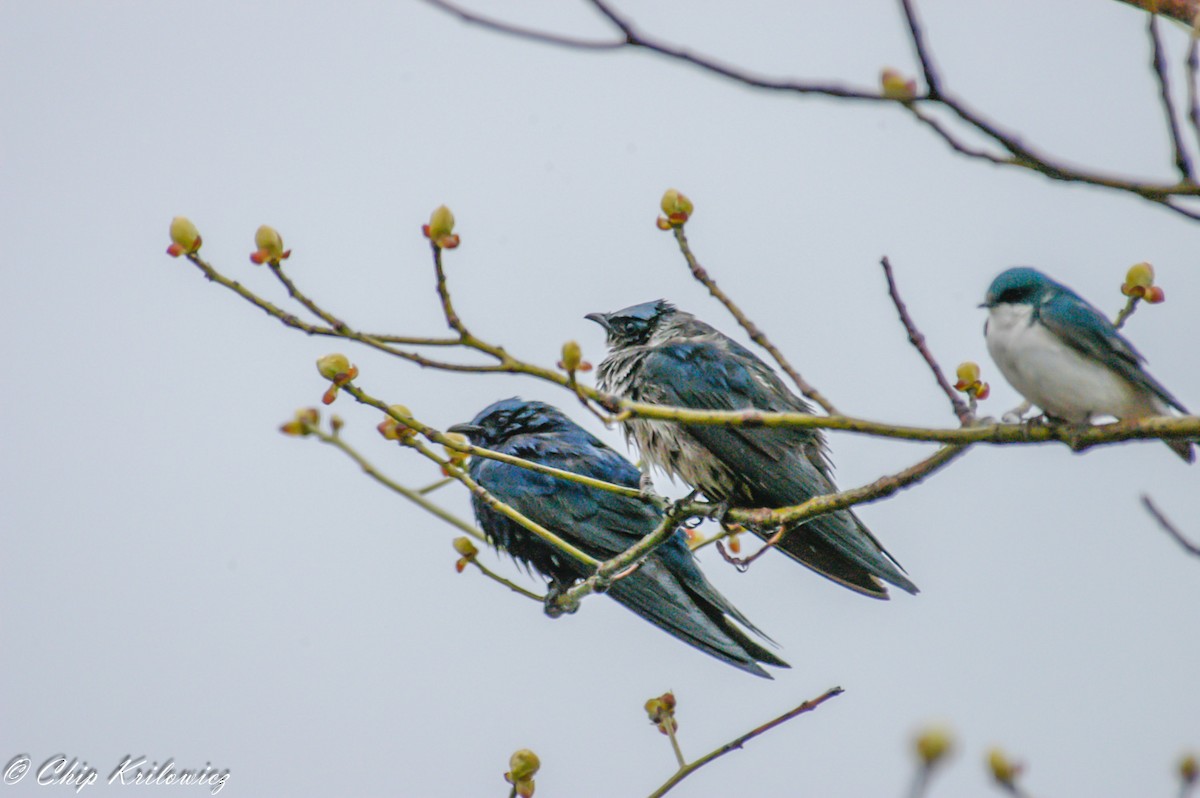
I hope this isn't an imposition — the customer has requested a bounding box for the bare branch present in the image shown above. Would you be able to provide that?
[1147,9,1196,181]
[880,257,974,425]
[417,0,1200,221]
[418,0,624,50]
[646,687,845,798]
[1141,494,1200,556]
[1114,0,1200,26]
[670,225,839,416]
[896,0,942,97]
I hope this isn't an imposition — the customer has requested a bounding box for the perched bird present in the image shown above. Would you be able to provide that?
[587,300,917,599]
[447,398,787,677]
[982,267,1193,463]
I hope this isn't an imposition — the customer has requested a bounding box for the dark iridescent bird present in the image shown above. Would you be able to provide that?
[587,300,917,599]
[447,398,788,677]
[982,267,1193,462]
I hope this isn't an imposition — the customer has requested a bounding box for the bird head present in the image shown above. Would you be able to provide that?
[982,267,1055,309]
[448,398,573,446]
[585,299,676,349]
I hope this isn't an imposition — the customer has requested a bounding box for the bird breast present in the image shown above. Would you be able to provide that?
[985,303,1154,421]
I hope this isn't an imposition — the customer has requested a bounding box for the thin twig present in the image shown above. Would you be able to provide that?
[1115,0,1200,26]
[696,443,966,557]
[185,253,506,373]
[182,253,1200,454]
[554,503,691,612]
[418,0,1200,221]
[466,559,545,602]
[880,257,973,425]
[897,0,942,97]
[671,226,839,415]
[1147,9,1196,181]
[418,0,625,50]
[663,723,686,770]
[308,425,486,541]
[646,687,845,798]
[1141,494,1200,556]
[1187,22,1200,156]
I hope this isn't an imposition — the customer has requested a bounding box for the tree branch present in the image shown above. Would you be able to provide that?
[646,686,845,798]
[671,225,839,416]
[417,0,1200,221]
[1141,494,1200,556]
[880,256,973,425]
[1147,9,1196,181]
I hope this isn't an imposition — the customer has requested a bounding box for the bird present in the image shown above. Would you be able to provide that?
[587,300,917,599]
[447,397,788,677]
[982,266,1193,463]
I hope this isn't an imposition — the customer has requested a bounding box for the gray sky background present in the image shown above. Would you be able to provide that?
[3,1,1198,796]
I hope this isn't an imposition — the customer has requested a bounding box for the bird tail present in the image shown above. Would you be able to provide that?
[767,510,919,600]
[607,560,788,677]
[1166,438,1195,463]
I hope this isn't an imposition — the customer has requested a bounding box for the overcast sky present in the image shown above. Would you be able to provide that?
[3,1,1199,796]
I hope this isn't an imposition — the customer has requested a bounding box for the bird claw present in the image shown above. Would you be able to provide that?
[638,471,667,507]
[1001,400,1033,424]
[666,489,702,525]
[543,583,580,618]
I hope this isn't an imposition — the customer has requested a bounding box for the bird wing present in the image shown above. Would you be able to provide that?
[637,341,917,596]
[1038,289,1188,413]
[473,434,786,675]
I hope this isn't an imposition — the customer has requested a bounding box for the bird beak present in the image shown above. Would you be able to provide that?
[446,423,482,437]
[584,312,611,331]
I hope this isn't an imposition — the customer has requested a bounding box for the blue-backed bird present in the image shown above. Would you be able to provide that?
[447,398,787,677]
[587,300,917,599]
[982,267,1193,463]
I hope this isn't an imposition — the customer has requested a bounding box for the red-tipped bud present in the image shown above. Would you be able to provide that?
[657,189,693,229]
[453,536,479,572]
[556,340,592,373]
[377,404,417,442]
[422,205,460,249]
[644,691,678,735]
[880,68,918,100]
[250,224,291,266]
[167,216,202,256]
[504,749,540,798]
[1121,262,1165,303]
[442,432,471,467]
[953,361,990,400]
[987,747,1022,789]
[279,407,320,436]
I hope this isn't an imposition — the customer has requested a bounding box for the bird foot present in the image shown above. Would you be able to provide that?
[665,489,703,526]
[1001,400,1034,424]
[543,583,580,618]
[638,471,667,507]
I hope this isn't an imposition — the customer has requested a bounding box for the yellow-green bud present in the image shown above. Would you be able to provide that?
[987,747,1020,787]
[442,432,470,466]
[452,537,479,558]
[914,725,954,767]
[561,340,582,372]
[317,353,352,381]
[880,68,917,100]
[423,205,460,249]
[507,749,540,782]
[1181,752,1198,785]
[250,224,291,265]
[1125,262,1155,289]
[167,216,202,256]
[657,189,694,229]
